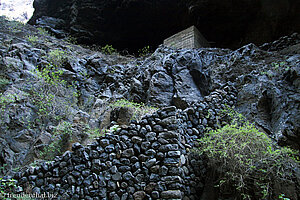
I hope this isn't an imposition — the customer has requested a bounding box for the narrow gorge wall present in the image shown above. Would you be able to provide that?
[28,0,300,51]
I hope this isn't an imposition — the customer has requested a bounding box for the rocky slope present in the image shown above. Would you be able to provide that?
[0,16,299,199]
[28,0,300,51]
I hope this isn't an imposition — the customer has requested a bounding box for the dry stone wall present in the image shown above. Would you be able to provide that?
[163,26,210,49]
[11,84,237,200]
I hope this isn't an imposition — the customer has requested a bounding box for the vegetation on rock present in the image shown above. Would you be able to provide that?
[198,107,299,199]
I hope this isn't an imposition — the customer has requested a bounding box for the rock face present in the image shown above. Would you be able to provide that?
[0,16,299,200]
[28,0,300,51]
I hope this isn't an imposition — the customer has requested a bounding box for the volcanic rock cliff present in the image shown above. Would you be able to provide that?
[28,0,300,51]
[0,12,299,200]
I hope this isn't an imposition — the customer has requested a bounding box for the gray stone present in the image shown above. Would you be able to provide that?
[144,158,156,168]
[159,116,177,126]
[158,131,179,139]
[105,144,115,153]
[145,182,156,194]
[159,165,168,176]
[122,148,134,158]
[83,151,90,161]
[151,191,160,199]
[138,154,149,162]
[83,175,93,186]
[112,172,122,181]
[164,158,180,165]
[36,179,44,187]
[32,187,41,194]
[153,125,164,132]
[158,144,179,152]
[169,167,183,176]
[119,166,131,172]
[145,132,157,141]
[132,136,143,144]
[133,191,146,200]
[168,151,181,157]
[133,144,141,154]
[132,162,141,172]
[28,175,37,181]
[67,175,76,185]
[148,72,174,106]
[82,170,91,177]
[111,166,118,174]
[100,153,108,160]
[161,190,182,199]
[141,142,151,151]
[103,171,111,181]
[108,181,117,191]
[74,164,85,171]
[156,152,165,160]
[130,156,139,163]
[121,182,128,189]
[151,141,160,149]
[150,165,160,173]
[100,139,110,147]
[161,176,182,183]
[72,142,83,151]
[123,171,134,181]
[145,149,156,157]
[149,173,160,181]
[136,174,145,183]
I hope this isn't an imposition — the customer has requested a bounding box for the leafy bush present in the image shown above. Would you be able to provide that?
[7,20,25,33]
[0,177,17,200]
[109,99,157,121]
[0,77,10,88]
[198,109,299,199]
[37,27,51,37]
[88,125,120,140]
[271,61,290,72]
[29,64,78,126]
[64,35,77,45]
[0,93,19,129]
[25,35,39,45]
[44,49,69,67]
[138,45,151,57]
[101,45,116,55]
[40,121,73,160]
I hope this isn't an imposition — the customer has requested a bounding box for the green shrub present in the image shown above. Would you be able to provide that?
[44,49,69,67]
[37,27,51,37]
[29,64,78,126]
[271,61,290,72]
[25,35,39,45]
[109,99,157,121]
[88,125,120,140]
[0,93,19,130]
[64,35,77,45]
[40,121,73,160]
[138,45,151,57]
[101,45,116,55]
[0,177,17,200]
[7,20,25,33]
[198,112,299,199]
[0,77,10,88]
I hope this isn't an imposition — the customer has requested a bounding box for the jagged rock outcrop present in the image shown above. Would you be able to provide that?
[28,0,300,51]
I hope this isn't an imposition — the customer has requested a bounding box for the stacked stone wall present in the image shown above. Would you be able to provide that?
[163,26,210,49]
[12,84,237,200]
